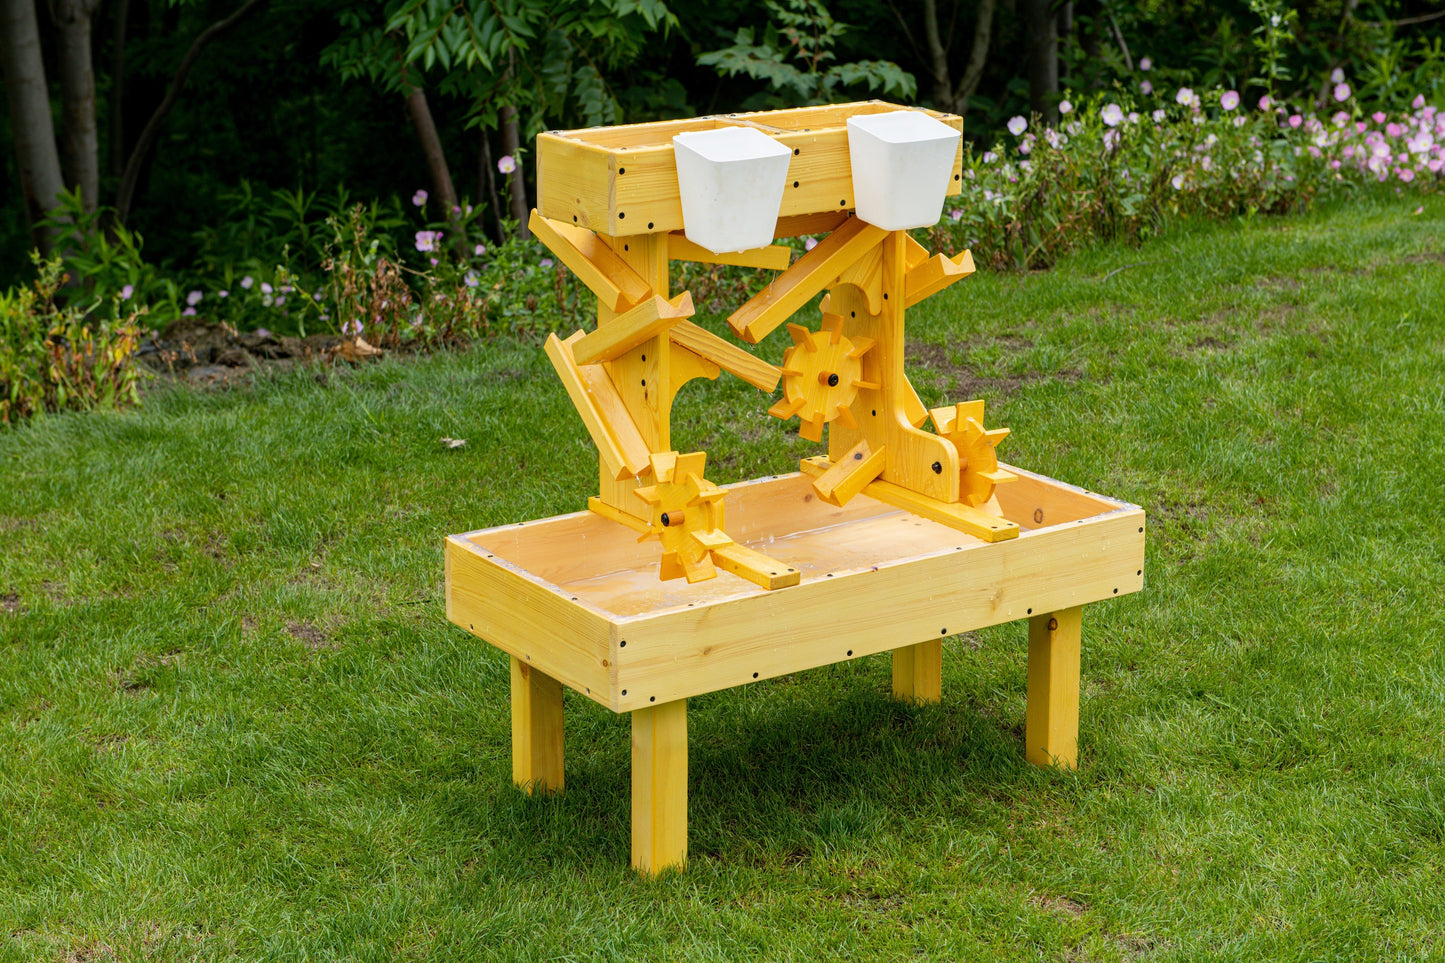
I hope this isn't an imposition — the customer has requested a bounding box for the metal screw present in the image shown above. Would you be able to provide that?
[931,461,943,474]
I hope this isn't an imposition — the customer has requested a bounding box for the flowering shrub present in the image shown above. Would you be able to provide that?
[931,81,1442,270]
[0,253,144,425]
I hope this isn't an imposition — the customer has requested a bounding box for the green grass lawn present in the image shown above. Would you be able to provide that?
[3,191,1444,961]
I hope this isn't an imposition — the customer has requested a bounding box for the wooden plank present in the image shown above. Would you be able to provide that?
[727,218,888,343]
[775,212,849,238]
[892,639,942,704]
[588,495,651,534]
[529,210,654,312]
[810,440,886,507]
[904,249,975,308]
[799,456,1019,542]
[632,699,688,876]
[711,543,801,590]
[904,233,930,269]
[573,293,694,366]
[536,103,965,238]
[445,536,614,706]
[511,657,564,793]
[668,320,781,393]
[1026,607,1083,769]
[609,502,1144,710]
[992,463,1130,529]
[667,233,792,271]
[544,331,650,481]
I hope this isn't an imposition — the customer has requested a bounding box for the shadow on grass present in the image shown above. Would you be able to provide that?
[433,678,1060,874]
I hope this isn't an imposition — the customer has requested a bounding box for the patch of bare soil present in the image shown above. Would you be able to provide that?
[907,338,1080,399]
[2,592,20,613]
[137,319,380,388]
[286,620,330,650]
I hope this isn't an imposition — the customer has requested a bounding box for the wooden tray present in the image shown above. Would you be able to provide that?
[446,464,1144,713]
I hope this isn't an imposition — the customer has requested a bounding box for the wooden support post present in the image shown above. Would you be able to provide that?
[1026,606,1083,769]
[511,656,564,793]
[631,698,688,875]
[892,638,943,703]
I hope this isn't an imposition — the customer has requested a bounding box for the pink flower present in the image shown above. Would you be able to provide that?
[219,290,229,298]
[474,244,486,256]
[1386,123,1403,138]
[241,276,254,289]
[1372,111,1387,124]
[1258,95,1272,111]
[1101,103,1124,127]
[1176,87,1195,106]
[1059,100,1073,115]
[187,290,203,306]
[540,258,555,268]
[1221,90,1240,111]
[1331,68,1345,84]
[1333,83,1351,102]
[412,189,427,206]
[804,237,819,250]
[120,284,134,300]
[497,155,516,174]
[260,282,273,294]
[1289,114,1303,129]
[1007,115,1027,136]
[948,209,963,222]
[1399,168,1415,182]
[182,307,196,316]
[1140,57,1152,71]
[415,230,439,252]
[1140,80,1153,95]
[1413,94,1426,109]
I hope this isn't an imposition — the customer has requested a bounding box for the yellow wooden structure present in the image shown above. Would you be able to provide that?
[444,101,1146,875]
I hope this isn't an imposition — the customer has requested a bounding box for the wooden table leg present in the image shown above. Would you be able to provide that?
[511,656,564,793]
[1026,606,1083,769]
[631,698,688,875]
[892,638,943,703]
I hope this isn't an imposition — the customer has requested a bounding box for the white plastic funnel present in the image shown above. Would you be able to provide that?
[846,111,961,231]
[672,127,791,253]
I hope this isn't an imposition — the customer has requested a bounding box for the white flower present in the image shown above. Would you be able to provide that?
[1102,103,1124,127]
[1176,87,1195,106]
[1153,109,1167,123]
[1007,115,1028,136]
[1059,100,1073,115]
[1171,174,1185,189]
[1331,67,1344,84]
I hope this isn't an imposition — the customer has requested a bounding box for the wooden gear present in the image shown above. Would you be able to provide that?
[445,101,1147,878]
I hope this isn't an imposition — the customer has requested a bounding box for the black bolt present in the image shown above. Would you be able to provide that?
[660,512,672,527]
[827,373,839,387]
[931,461,943,474]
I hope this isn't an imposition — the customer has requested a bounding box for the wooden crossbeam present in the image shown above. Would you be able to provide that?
[667,233,792,271]
[799,456,1019,542]
[529,211,654,312]
[904,249,976,308]
[668,319,782,393]
[810,440,886,507]
[727,217,888,344]
[711,543,801,590]
[573,292,694,365]
[544,331,651,480]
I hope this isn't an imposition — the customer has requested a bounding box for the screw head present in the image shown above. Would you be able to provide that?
[931,461,943,474]
[827,373,839,387]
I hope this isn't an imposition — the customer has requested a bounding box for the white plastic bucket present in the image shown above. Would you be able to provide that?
[672,127,791,253]
[846,111,961,231]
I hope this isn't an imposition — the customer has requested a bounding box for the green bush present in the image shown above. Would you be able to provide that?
[0,253,144,425]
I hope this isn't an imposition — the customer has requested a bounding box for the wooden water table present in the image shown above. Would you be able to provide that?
[444,101,1145,875]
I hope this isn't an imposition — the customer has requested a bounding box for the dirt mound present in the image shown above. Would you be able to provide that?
[138,320,379,387]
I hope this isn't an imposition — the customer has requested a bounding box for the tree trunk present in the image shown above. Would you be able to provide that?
[1025,0,1058,124]
[115,0,267,223]
[0,0,66,251]
[479,126,505,244]
[920,0,953,111]
[404,80,458,217]
[1056,1,1072,82]
[499,102,529,239]
[109,0,129,180]
[954,0,996,120]
[49,0,101,213]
